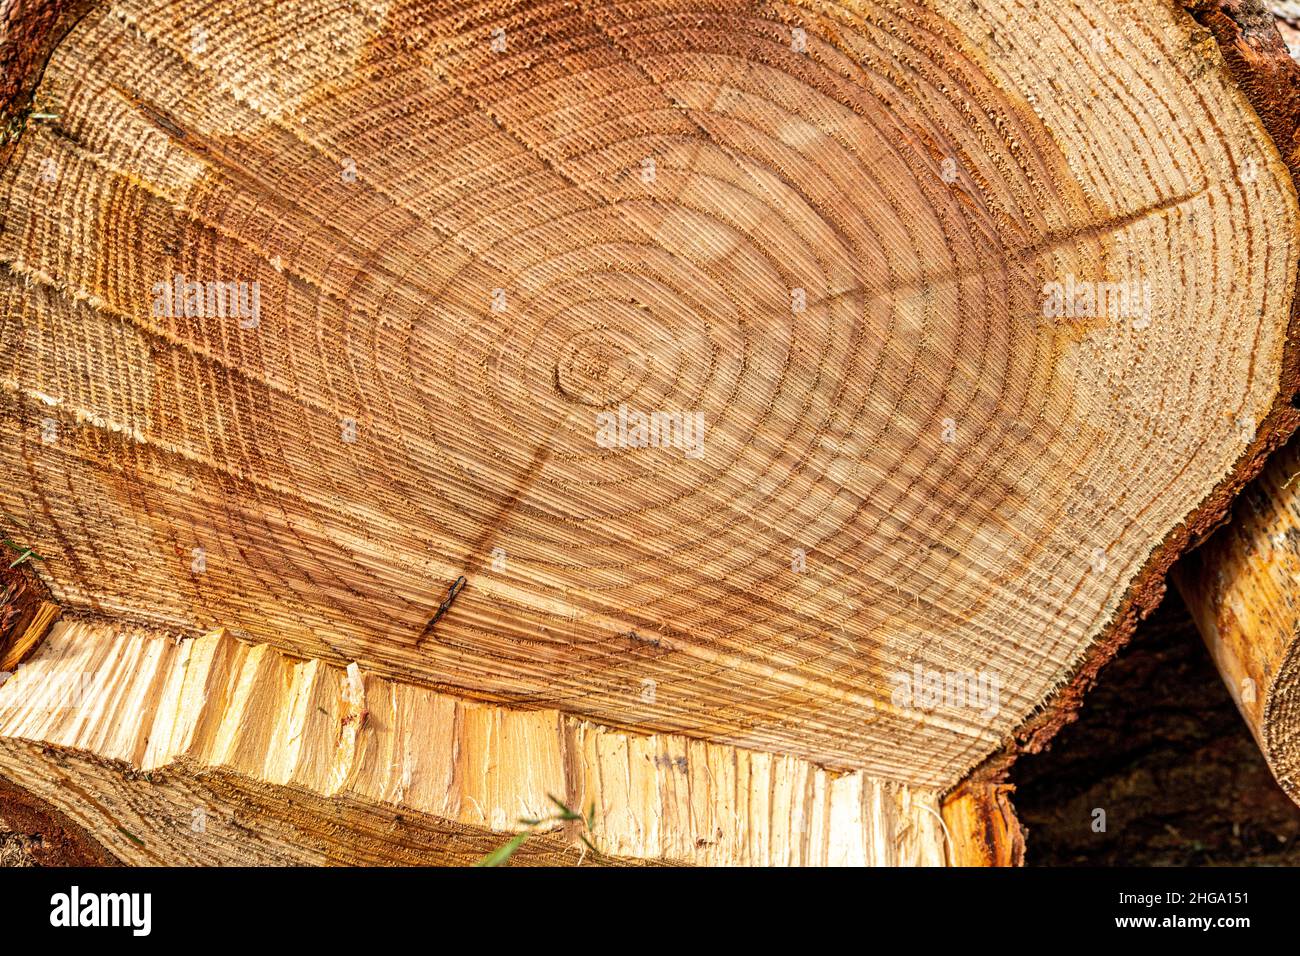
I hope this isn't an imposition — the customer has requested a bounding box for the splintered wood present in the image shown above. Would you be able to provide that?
[0,562,60,672]
[0,0,1298,815]
[0,618,952,865]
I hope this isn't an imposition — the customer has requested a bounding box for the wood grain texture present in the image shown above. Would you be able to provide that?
[0,0,1298,793]
[0,616,951,864]
[1176,437,1300,804]
[953,0,1300,792]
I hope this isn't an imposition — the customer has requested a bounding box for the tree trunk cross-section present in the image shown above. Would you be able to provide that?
[0,0,1298,800]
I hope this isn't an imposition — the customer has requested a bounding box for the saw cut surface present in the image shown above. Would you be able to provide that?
[0,0,1296,787]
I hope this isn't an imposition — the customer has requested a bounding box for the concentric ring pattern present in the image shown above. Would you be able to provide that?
[0,0,1294,787]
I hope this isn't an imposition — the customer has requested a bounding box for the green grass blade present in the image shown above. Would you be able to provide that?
[476,833,528,867]
[547,794,582,820]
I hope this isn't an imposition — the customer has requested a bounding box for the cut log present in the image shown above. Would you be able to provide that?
[0,616,961,864]
[1,0,1300,862]
[1175,435,1300,804]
